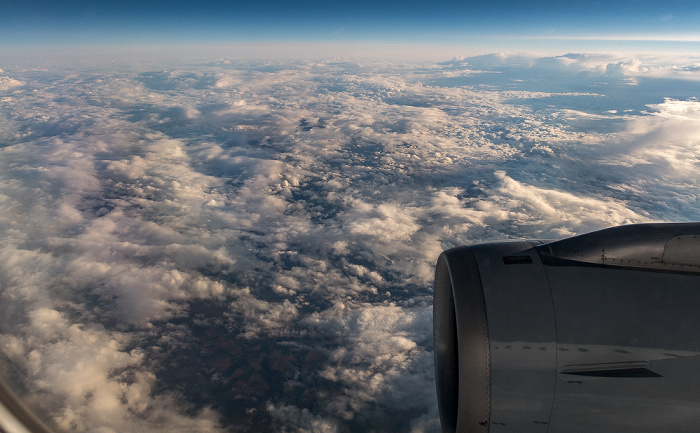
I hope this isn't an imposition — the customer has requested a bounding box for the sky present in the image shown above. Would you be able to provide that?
[1,1,700,433]
[2,0,700,58]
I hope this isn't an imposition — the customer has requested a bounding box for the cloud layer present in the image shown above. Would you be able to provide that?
[0,53,699,432]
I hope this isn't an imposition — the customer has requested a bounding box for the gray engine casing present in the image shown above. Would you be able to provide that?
[434,223,700,433]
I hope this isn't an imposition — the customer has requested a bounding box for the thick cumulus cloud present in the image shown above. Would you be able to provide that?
[0,309,221,433]
[0,53,699,432]
[606,99,700,173]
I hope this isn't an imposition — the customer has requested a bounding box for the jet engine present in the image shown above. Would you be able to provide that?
[434,223,700,433]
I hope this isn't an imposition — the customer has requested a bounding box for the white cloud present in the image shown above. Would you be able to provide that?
[303,304,436,428]
[0,309,223,433]
[267,403,340,433]
[0,54,699,432]
[614,99,700,174]
[481,170,647,237]
[347,201,421,243]
[0,75,24,90]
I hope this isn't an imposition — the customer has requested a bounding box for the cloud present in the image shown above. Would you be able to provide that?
[482,170,647,237]
[0,76,24,90]
[0,309,223,433]
[267,403,340,433]
[302,304,437,429]
[612,99,700,175]
[1,54,699,432]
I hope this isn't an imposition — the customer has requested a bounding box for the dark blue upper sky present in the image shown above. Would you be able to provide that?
[2,0,700,55]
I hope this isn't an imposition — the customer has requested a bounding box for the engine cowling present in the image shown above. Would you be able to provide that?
[434,223,700,433]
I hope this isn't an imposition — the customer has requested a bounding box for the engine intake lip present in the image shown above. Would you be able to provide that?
[434,246,491,433]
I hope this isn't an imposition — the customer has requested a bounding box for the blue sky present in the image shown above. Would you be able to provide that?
[2,0,700,54]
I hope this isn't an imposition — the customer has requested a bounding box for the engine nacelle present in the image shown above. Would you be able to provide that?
[434,223,700,433]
